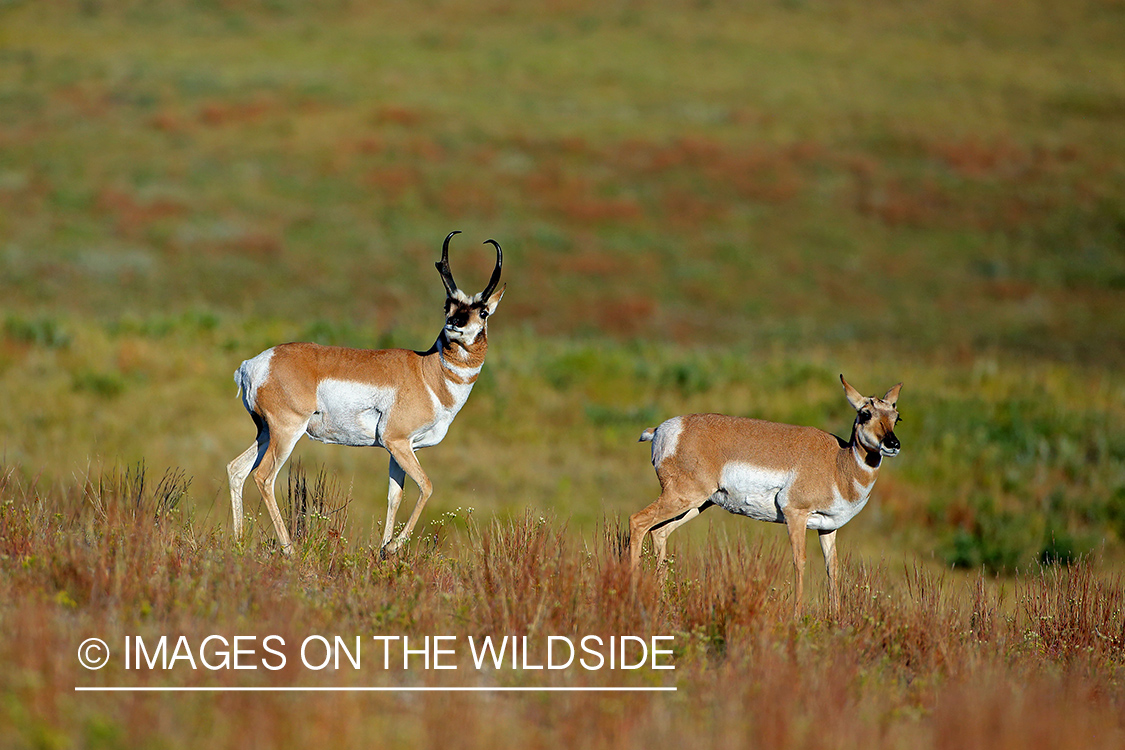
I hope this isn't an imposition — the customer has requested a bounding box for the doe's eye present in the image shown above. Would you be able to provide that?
[858,410,872,424]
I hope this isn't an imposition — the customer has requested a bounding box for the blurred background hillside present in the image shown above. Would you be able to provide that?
[1,0,1123,572]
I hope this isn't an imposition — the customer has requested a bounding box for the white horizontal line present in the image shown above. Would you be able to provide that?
[76,686,676,693]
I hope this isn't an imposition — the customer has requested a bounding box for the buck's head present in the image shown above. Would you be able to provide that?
[841,375,902,458]
[435,231,506,347]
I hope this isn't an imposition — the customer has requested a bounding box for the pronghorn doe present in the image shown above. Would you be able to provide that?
[227,231,505,555]
[629,375,902,617]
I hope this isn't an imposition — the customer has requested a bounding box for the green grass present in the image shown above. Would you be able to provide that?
[0,0,1124,745]
[1,316,1122,573]
[2,1,1123,357]
[0,0,1121,577]
[0,0,1120,568]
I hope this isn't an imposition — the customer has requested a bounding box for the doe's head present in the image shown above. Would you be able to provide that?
[840,374,902,458]
[435,231,506,346]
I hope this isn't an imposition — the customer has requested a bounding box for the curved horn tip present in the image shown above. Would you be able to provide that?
[479,238,503,298]
[437,231,462,293]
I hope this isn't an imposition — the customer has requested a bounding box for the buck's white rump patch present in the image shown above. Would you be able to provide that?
[234,347,275,414]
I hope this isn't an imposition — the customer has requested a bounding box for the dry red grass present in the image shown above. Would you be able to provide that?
[95,187,188,239]
[198,97,281,128]
[1,464,1123,748]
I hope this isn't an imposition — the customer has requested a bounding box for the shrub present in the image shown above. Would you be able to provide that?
[4,315,71,349]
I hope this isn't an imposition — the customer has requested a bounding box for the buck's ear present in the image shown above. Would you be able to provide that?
[840,374,867,411]
[882,383,902,408]
[485,284,506,316]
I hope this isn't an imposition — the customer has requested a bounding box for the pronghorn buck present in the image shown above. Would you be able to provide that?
[227,231,505,555]
[629,375,902,617]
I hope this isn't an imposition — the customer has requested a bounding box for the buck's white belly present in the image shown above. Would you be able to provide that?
[710,462,790,524]
[305,380,396,447]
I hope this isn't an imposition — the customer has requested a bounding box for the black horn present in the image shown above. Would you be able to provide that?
[435,230,461,296]
[480,239,503,300]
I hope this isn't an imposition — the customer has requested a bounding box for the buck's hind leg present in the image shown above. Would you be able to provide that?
[227,442,258,540]
[251,414,308,555]
[227,414,268,540]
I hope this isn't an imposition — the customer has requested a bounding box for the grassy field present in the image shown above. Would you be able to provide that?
[3,471,1125,748]
[1,0,1124,746]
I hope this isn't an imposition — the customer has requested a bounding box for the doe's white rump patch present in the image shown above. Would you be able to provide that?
[650,416,684,469]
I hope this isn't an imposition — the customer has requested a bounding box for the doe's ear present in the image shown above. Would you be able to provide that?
[882,383,903,408]
[485,284,506,316]
[840,374,867,411]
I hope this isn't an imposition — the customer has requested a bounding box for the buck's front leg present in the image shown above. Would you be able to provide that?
[381,442,433,556]
[382,455,407,550]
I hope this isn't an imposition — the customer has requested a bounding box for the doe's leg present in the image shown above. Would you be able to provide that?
[783,508,811,617]
[818,529,840,619]
[650,500,713,577]
[628,481,709,574]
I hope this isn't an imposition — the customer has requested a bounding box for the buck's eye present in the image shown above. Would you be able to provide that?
[479,309,489,320]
